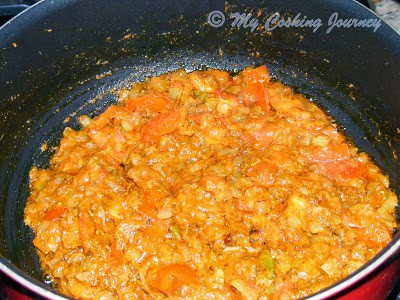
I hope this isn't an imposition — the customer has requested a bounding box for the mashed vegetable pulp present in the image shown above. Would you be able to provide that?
[24,66,398,299]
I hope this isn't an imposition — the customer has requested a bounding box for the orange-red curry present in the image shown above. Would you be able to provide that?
[24,66,398,299]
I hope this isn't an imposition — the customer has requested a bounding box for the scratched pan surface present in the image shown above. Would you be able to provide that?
[0,0,399,299]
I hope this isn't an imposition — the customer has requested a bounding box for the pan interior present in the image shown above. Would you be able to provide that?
[0,0,399,297]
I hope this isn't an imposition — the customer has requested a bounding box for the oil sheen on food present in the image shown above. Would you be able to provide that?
[24,66,398,300]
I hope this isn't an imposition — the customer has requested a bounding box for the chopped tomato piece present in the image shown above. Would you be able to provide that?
[242,65,270,83]
[43,207,67,221]
[203,175,233,202]
[32,237,44,252]
[142,219,168,242]
[310,143,351,163]
[149,263,197,297]
[247,163,276,187]
[140,189,168,218]
[221,284,241,300]
[188,112,229,129]
[271,280,293,300]
[89,128,127,162]
[252,65,269,81]
[209,69,232,85]
[140,189,169,250]
[324,160,368,181]
[89,127,111,149]
[269,94,308,119]
[214,90,238,101]
[359,225,392,248]
[245,82,270,113]
[247,123,277,149]
[141,108,186,143]
[109,240,124,266]
[89,105,118,130]
[78,209,96,251]
[32,224,61,254]
[125,92,171,113]
[230,279,259,300]
[139,200,155,218]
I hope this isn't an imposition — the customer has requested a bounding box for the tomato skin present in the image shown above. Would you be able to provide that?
[109,240,124,266]
[141,109,186,144]
[43,207,67,221]
[247,163,277,187]
[310,143,351,163]
[252,65,269,81]
[89,105,118,130]
[245,82,270,113]
[247,122,277,149]
[125,92,171,113]
[324,160,368,181]
[149,263,197,297]
[241,65,270,82]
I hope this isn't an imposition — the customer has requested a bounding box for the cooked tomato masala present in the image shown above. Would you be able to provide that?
[24,66,398,299]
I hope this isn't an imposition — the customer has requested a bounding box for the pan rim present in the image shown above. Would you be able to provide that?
[0,0,399,299]
[0,231,399,299]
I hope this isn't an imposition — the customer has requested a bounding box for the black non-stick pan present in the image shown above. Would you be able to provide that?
[0,0,399,299]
